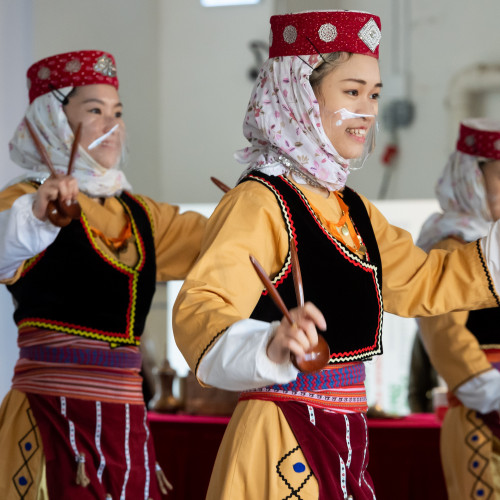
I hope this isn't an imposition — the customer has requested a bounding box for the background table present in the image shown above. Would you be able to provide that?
[149,412,447,499]
[367,414,447,499]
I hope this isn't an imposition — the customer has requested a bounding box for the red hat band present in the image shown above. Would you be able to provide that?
[456,119,500,160]
[269,11,382,59]
[27,50,119,104]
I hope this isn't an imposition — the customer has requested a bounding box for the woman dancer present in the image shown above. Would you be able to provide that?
[174,11,500,499]
[0,50,206,499]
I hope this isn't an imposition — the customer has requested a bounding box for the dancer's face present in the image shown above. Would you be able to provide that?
[315,54,381,159]
[64,84,124,168]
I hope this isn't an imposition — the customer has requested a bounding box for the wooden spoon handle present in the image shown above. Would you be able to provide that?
[290,239,304,307]
[210,176,231,193]
[289,240,331,372]
[24,118,58,177]
[249,255,293,325]
[67,122,82,176]
[25,118,82,225]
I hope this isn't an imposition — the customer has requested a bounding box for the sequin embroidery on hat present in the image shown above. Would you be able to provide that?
[465,135,476,147]
[37,67,51,80]
[358,18,381,52]
[26,50,119,103]
[318,23,337,43]
[65,59,82,73]
[268,11,382,59]
[283,25,298,44]
[94,55,116,77]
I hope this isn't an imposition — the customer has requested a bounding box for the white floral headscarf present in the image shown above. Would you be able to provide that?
[416,151,492,252]
[9,87,132,198]
[235,55,351,192]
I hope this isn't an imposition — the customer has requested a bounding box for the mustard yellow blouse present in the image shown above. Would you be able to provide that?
[0,181,206,284]
[419,237,494,391]
[173,178,498,375]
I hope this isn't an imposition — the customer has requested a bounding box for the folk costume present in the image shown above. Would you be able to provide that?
[173,12,500,499]
[419,119,500,500]
[0,51,206,499]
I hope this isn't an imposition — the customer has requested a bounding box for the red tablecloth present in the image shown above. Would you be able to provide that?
[148,412,447,500]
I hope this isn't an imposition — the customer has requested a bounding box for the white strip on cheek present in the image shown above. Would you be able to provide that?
[88,124,119,150]
[334,107,375,126]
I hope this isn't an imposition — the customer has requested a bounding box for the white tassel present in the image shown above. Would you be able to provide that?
[155,462,173,495]
[75,453,90,487]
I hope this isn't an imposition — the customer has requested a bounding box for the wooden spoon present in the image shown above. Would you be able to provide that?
[25,119,82,226]
[250,250,329,373]
[289,239,330,372]
[52,122,82,220]
[210,176,231,193]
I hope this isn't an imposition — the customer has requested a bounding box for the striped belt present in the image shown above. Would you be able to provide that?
[20,345,142,369]
[268,362,365,392]
[240,362,368,413]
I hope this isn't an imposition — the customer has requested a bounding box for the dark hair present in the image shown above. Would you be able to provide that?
[309,52,353,101]
[49,85,78,106]
[62,87,78,105]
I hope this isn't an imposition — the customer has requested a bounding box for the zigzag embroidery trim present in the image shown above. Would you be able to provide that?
[276,445,313,499]
[82,209,145,273]
[81,210,143,342]
[18,319,140,346]
[18,195,153,346]
[196,327,229,375]
[476,240,500,307]
[287,180,384,360]
[248,175,294,287]
[284,178,378,271]
[21,252,44,276]
[12,406,40,497]
[465,409,494,499]
[266,175,385,361]
[132,193,156,238]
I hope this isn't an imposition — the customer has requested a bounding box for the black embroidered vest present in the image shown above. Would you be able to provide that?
[466,307,500,347]
[8,191,156,347]
[243,173,384,364]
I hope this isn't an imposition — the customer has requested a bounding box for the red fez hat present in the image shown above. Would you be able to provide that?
[27,50,119,104]
[269,10,382,59]
[456,118,500,160]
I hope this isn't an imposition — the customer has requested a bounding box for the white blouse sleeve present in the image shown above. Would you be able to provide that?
[197,318,299,391]
[455,369,500,414]
[0,193,60,280]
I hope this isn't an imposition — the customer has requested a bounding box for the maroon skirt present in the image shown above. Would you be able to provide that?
[28,393,163,499]
[276,401,376,500]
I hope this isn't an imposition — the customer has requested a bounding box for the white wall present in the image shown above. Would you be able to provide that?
[158,0,275,202]
[365,198,439,414]
[0,0,32,401]
[0,0,32,185]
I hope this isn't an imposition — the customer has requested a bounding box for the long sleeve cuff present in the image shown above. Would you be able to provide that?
[197,318,299,391]
[455,368,500,414]
[0,193,60,280]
